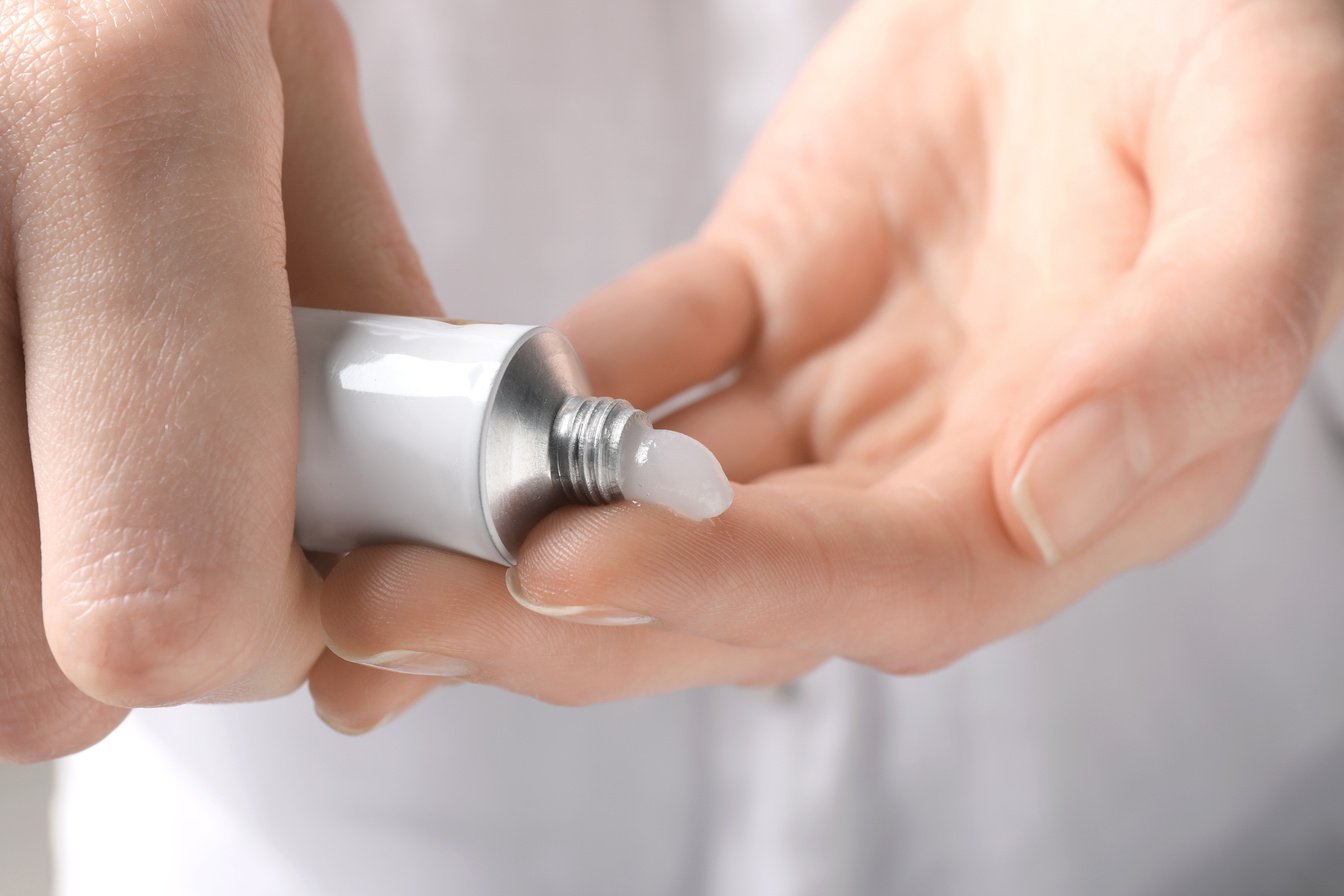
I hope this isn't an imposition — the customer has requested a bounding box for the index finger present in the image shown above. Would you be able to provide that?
[506,447,1038,674]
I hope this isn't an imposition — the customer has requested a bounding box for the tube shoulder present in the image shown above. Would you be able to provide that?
[482,328,589,562]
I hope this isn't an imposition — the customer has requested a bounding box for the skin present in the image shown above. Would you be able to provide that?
[0,0,440,762]
[1,0,1342,754]
[314,0,1344,730]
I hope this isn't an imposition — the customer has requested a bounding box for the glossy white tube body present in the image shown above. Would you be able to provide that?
[293,307,552,565]
[292,307,733,567]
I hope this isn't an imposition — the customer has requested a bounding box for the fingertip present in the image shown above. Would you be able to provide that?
[558,241,759,408]
[318,544,438,658]
[308,649,439,737]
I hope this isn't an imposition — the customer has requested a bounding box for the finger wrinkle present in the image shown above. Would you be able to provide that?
[858,480,980,667]
[520,495,835,647]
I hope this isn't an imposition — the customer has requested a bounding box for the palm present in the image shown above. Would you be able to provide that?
[661,0,1337,561]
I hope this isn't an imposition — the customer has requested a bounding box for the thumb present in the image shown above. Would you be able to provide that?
[996,30,1344,565]
[995,242,1333,566]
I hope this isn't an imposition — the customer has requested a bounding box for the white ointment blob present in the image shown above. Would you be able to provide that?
[619,418,733,519]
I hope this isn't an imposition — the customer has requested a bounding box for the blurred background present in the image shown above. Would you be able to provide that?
[2,762,52,895]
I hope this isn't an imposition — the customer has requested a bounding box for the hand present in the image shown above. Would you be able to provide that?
[0,0,438,762]
[313,0,1344,729]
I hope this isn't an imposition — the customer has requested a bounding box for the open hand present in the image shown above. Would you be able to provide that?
[314,0,1344,729]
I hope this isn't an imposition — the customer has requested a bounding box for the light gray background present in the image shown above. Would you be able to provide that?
[1,762,52,896]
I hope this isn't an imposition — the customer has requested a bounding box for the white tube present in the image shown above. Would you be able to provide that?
[293,307,536,564]
[293,307,733,567]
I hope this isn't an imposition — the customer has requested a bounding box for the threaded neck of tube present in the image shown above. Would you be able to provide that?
[550,396,647,505]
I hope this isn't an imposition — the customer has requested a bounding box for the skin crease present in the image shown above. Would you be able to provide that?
[314,0,1344,731]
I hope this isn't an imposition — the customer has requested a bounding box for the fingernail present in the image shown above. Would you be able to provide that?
[353,650,478,679]
[504,566,653,626]
[1010,398,1152,565]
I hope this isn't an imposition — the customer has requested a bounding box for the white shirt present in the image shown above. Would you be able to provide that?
[53,3,1344,893]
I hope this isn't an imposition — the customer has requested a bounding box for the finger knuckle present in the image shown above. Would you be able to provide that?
[870,640,971,678]
[864,602,974,677]
[1218,263,1317,425]
[860,489,980,675]
[47,548,250,707]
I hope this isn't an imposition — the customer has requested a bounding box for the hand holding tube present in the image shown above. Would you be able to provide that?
[0,0,438,761]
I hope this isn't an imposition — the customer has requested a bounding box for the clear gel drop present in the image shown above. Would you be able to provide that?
[618,418,733,519]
